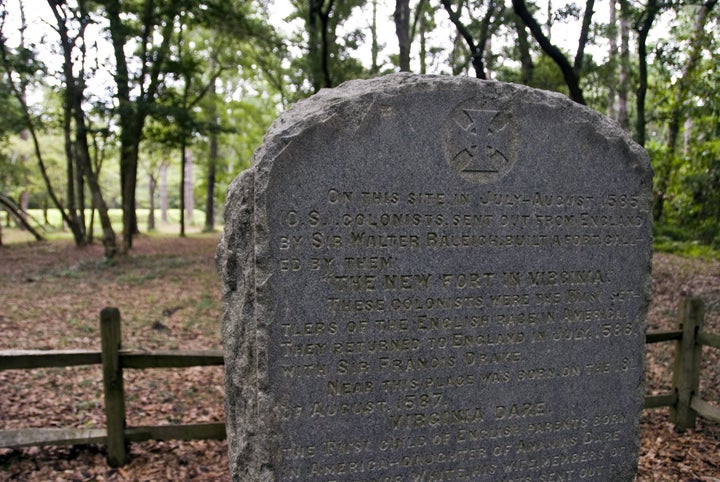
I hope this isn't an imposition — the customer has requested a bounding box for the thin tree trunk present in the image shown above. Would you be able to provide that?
[514,14,534,84]
[395,0,411,71]
[370,0,380,75]
[148,174,156,231]
[76,145,86,239]
[204,147,216,231]
[185,146,194,226]
[160,163,169,223]
[441,0,487,79]
[204,78,218,232]
[0,193,44,241]
[573,0,595,75]
[618,0,630,130]
[607,0,618,119]
[179,140,187,237]
[309,0,334,89]
[635,0,658,147]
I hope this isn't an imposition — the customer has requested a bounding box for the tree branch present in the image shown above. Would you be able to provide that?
[441,0,486,78]
[512,0,585,103]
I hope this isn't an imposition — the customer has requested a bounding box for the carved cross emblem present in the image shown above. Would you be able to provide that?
[456,109,511,173]
[444,104,518,184]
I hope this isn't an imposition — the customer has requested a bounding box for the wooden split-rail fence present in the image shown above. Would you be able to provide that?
[0,308,224,467]
[1,298,719,467]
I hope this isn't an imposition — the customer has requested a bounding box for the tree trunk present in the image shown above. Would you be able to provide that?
[441,0,487,79]
[185,146,194,226]
[62,114,84,246]
[617,0,630,130]
[148,174,156,231]
[106,0,176,252]
[370,0,380,75]
[0,193,44,241]
[308,0,334,90]
[76,146,86,239]
[19,133,29,225]
[204,135,218,233]
[419,10,427,74]
[514,14,534,84]
[573,0,595,75]
[179,139,187,238]
[119,131,141,251]
[160,163,169,223]
[606,0,618,119]
[635,0,658,147]
[395,0,411,71]
[204,78,218,232]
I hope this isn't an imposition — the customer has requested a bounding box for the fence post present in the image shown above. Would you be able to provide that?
[100,307,127,466]
[671,296,704,431]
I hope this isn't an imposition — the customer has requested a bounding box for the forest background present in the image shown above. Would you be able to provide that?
[1,0,719,479]
[0,0,718,254]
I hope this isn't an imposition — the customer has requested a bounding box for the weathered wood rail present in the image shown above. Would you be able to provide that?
[1,298,718,467]
[0,307,224,466]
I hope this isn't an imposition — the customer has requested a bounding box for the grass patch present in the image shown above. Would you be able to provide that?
[1,208,213,245]
[653,237,720,260]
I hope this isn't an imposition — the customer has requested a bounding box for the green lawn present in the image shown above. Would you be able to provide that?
[1,208,214,244]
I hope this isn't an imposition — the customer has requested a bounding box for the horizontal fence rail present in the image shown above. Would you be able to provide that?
[1,298,719,466]
[0,350,223,370]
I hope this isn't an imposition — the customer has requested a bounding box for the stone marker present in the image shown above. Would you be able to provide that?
[218,73,652,481]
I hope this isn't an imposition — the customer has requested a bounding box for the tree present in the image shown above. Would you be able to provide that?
[104,0,180,252]
[512,0,595,104]
[0,65,34,244]
[441,0,505,79]
[653,0,718,222]
[395,0,411,71]
[204,77,219,232]
[617,0,631,130]
[288,0,366,95]
[47,0,118,257]
[0,3,90,246]
[634,0,662,147]
[103,0,280,249]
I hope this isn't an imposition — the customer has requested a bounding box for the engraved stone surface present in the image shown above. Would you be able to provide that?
[217,73,653,481]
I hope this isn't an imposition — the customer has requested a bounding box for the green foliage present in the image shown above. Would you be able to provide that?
[0,117,25,197]
[284,0,369,99]
[645,4,720,247]
[1,0,719,253]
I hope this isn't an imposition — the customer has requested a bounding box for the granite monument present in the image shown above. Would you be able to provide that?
[217,73,653,481]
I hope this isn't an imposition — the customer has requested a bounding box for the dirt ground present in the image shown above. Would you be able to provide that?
[0,234,718,481]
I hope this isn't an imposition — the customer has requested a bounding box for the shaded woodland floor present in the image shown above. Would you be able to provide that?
[0,234,718,481]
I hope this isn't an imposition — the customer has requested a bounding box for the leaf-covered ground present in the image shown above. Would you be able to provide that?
[1,235,719,481]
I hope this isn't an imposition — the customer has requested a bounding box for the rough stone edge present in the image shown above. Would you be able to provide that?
[255,73,651,179]
[217,170,276,481]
